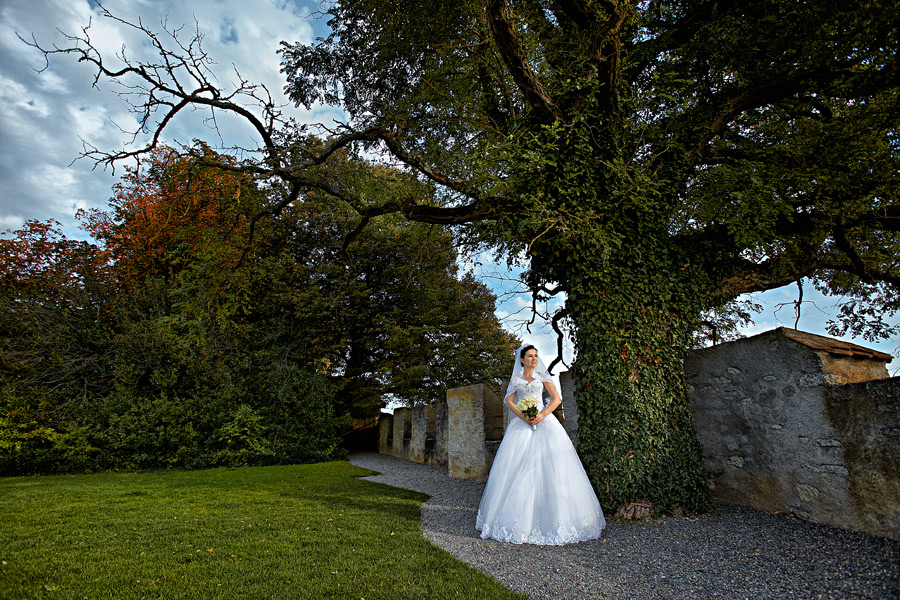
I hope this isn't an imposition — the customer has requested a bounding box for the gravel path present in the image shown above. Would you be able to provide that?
[348,452,899,600]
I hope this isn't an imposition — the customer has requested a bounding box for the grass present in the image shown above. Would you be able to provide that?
[0,461,525,599]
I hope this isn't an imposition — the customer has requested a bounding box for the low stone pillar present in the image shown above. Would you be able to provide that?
[392,407,411,459]
[447,384,504,480]
[378,413,394,455]
[433,402,449,467]
[409,405,436,464]
[559,370,578,445]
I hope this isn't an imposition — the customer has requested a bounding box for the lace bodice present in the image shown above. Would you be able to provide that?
[509,376,547,410]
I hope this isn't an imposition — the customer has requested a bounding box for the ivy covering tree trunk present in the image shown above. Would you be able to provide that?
[568,246,712,512]
[506,113,725,512]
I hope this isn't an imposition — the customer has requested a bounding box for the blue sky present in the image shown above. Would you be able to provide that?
[2,0,896,376]
[484,264,899,378]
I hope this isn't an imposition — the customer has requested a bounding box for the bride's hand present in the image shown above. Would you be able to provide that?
[528,414,543,426]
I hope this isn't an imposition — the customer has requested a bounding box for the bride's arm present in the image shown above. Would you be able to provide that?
[506,392,530,423]
[531,381,562,425]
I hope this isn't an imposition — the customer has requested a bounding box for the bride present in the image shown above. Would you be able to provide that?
[475,344,606,545]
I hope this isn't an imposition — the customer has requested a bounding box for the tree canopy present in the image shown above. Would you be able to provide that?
[0,143,515,474]
[29,0,899,512]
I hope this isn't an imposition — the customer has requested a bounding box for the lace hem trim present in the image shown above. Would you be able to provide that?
[475,513,604,546]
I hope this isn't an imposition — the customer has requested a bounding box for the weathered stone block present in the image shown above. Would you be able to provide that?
[824,377,900,541]
[447,384,502,480]
[378,413,393,455]
[686,327,898,541]
[796,483,820,502]
[392,407,411,460]
[409,405,435,464]
[483,385,504,441]
[433,402,449,467]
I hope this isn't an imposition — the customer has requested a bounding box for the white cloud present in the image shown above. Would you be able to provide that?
[35,70,74,95]
[69,104,112,141]
[22,164,79,211]
[0,76,51,117]
[0,214,27,231]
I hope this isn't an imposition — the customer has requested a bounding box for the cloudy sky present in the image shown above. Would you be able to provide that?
[1,0,896,372]
[0,0,337,231]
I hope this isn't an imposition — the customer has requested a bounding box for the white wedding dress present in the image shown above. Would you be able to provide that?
[475,376,606,545]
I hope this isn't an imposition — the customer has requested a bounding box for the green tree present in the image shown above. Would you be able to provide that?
[34,1,899,512]
[0,220,113,473]
[1,142,516,473]
[86,143,514,464]
[261,179,518,417]
[329,217,517,415]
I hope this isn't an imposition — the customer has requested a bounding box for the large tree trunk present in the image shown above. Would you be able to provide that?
[564,232,711,516]
[511,95,714,516]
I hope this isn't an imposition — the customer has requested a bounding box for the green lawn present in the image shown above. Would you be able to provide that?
[0,461,524,599]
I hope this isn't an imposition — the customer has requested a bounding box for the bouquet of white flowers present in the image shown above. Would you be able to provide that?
[515,396,538,420]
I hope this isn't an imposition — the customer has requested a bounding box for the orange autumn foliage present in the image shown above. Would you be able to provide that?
[0,219,108,304]
[79,144,260,291]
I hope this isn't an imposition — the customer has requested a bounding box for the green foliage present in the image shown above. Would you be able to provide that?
[269,191,517,415]
[0,409,99,475]
[211,405,275,467]
[0,221,115,413]
[33,1,898,512]
[0,142,515,474]
[693,299,764,349]
[245,362,342,464]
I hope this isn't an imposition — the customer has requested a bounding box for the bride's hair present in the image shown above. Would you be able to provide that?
[507,343,550,398]
[519,344,537,361]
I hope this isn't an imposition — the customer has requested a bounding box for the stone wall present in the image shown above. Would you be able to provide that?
[373,328,898,540]
[377,403,448,466]
[376,384,503,479]
[684,328,898,541]
[822,378,899,539]
[408,405,432,464]
[377,415,393,455]
[391,407,411,460]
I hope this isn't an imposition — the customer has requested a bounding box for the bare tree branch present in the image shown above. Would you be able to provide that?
[486,0,565,122]
[546,307,569,374]
[26,8,521,231]
[24,6,282,173]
